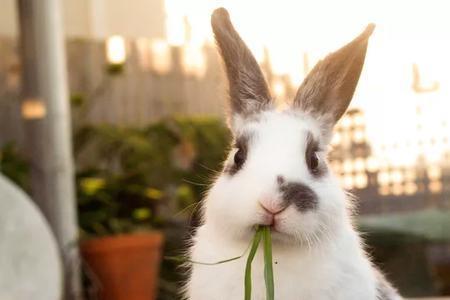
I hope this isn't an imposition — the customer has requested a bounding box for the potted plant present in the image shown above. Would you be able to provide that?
[74,125,173,300]
[78,173,165,300]
[74,119,230,299]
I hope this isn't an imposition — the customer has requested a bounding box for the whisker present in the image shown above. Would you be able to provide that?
[181,178,209,187]
[198,163,222,174]
[187,200,205,225]
[173,200,203,218]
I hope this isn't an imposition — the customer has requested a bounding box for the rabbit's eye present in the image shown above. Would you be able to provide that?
[234,148,246,167]
[305,133,326,177]
[308,152,320,171]
[227,134,250,175]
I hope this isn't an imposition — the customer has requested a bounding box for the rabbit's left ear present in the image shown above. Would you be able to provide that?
[293,24,375,127]
[211,8,272,119]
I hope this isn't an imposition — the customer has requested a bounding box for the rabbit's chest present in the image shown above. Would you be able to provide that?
[188,247,376,300]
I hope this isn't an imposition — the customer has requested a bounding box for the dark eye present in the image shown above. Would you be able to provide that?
[307,151,320,171]
[234,148,246,167]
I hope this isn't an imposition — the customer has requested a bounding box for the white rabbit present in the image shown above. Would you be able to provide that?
[184,7,402,300]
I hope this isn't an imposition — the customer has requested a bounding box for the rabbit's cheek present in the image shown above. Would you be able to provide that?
[267,208,322,243]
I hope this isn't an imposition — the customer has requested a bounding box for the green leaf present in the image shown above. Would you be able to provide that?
[165,253,242,266]
[244,226,263,300]
[263,226,274,300]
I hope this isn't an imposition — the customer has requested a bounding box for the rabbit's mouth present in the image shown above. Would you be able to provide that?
[268,219,286,235]
[257,203,288,228]
[255,219,289,240]
[254,213,327,247]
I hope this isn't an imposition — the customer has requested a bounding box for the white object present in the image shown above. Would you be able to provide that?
[0,174,62,300]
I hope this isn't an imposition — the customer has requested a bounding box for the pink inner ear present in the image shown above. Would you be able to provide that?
[292,24,374,126]
[211,8,273,117]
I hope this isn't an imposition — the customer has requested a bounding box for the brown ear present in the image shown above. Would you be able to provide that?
[211,8,272,117]
[293,24,375,126]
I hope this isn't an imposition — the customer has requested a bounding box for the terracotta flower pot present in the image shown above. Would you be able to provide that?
[81,232,164,300]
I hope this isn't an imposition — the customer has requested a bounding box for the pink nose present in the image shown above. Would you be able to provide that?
[259,202,286,215]
[259,202,286,226]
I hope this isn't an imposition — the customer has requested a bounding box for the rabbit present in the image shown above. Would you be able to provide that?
[184,7,402,300]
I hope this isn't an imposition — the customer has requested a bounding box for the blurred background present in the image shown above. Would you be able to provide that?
[0,0,449,299]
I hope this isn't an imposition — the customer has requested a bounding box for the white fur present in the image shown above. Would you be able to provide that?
[184,110,392,299]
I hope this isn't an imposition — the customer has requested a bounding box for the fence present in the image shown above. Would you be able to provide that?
[0,37,223,146]
[0,36,296,144]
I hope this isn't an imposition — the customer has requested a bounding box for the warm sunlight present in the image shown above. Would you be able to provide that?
[3,2,450,298]
[164,0,450,169]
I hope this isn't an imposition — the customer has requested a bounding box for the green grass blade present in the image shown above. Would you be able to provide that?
[165,254,244,265]
[244,226,263,300]
[164,234,255,266]
[263,226,274,300]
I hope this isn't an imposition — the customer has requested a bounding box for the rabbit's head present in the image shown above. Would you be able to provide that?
[204,8,374,246]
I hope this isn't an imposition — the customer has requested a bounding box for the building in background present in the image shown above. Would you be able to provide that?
[329,85,450,215]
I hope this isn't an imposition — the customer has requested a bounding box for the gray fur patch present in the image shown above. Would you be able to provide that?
[305,132,327,178]
[224,134,251,175]
[279,181,318,212]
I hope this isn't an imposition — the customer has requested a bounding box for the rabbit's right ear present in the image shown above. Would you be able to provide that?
[211,8,272,121]
[293,24,375,129]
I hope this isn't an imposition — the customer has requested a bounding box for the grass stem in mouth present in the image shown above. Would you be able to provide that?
[244,225,263,300]
[263,226,274,300]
